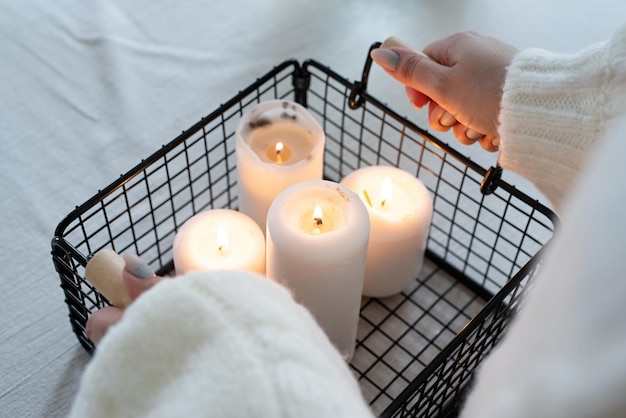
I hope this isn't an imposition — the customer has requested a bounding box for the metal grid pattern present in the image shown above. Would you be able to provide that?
[354,260,486,414]
[52,56,556,417]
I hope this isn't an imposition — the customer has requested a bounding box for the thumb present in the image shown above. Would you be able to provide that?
[370,46,449,107]
[122,253,166,300]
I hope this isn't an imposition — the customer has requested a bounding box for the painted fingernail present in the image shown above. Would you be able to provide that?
[465,129,483,140]
[381,36,410,49]
[439,112,457,127]
[123,253,155,279]
[370,48,399,72]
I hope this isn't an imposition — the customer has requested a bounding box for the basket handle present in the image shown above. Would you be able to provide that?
[348,42,382,109]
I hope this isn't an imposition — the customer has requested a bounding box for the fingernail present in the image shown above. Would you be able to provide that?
[439,112,457,127]
[381,36,409,49]
[370,48,399,72]
[465,129,483,140]
[491,137,500,150]
[123,253,155,279]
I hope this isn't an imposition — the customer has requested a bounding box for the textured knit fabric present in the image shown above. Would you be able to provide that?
[68,271,374,418]
[460,24,626,418]
[498,23,626,212]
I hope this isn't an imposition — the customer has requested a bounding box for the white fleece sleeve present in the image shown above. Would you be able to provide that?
[68,270,374,418]
[497,23,626,212]
[460,110,626,418]
[460,24,626,418]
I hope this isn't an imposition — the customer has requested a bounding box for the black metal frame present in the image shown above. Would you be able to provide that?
[51,44,557,417]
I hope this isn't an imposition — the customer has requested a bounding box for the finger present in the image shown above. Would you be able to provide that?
[122,253,166,300]
[453,123,484,146]
[405,86,430,109]
[478,135,500,153]
[86,306,124,345]
[382,37,437,111]
[428,102,455,132]
[370,47,450,105]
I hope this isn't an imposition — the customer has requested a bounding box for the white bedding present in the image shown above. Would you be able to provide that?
[1,1,623,416]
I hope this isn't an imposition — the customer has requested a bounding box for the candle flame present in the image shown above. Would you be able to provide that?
[216,224,229,254]
[313,205,323,226]
[275,141,284,154]
[381,176,392,208]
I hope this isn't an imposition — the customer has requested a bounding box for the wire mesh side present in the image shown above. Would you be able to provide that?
[383,260,538,418]
[353,259,487,414]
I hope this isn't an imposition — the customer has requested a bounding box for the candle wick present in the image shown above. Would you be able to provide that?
[275,146,283,163]
[380,177,393,209]
[362,189,373,207]
[314,217,323,226]
[275,142,284,157]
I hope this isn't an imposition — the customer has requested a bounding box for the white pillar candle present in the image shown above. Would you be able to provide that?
[173,209,265,276]
[266,179,370,361]
[341,166,433,298]
[235,100,325,230]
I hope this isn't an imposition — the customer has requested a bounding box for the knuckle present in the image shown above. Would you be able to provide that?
[400,54,422,79]
[401,55,449,94]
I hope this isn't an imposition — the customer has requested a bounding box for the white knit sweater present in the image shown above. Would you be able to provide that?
[460,23,626,418]
[69,271,374,418]
[498,24,626,212]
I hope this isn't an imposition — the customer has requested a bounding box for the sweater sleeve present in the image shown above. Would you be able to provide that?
[68,270,374,418]
[460,113,626,418]
[497,23,626,212]
[459,24,626,418]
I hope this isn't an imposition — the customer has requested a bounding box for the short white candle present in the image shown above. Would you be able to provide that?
[173,209,265,275]
[266,179,370,361]
[341,166,433,298]
[235,100,325,230]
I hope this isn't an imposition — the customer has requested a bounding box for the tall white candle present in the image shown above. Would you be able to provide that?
[266,179,370,361]
[235,100,325,230]
[173,209,265,275]
[341,166,433,298]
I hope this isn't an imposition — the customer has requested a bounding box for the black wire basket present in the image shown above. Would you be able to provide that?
[51,44,557,417]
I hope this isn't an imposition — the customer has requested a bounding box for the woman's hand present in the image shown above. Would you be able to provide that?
[371,32,518,152]
[85,253,166,345]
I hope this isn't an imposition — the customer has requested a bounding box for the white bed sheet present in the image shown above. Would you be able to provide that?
[2,1,623,416]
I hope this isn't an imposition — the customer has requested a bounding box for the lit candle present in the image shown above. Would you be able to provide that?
[235,100,325,230]
[341,166,433,298]
[172,209,265,275]
[266,179,370,361]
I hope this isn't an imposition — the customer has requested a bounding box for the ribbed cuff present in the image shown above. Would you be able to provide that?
[497,42,610,212]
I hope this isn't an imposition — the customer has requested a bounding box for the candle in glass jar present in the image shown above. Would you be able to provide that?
[266,179,370,361]
[341,166,433,298]
[172,209,265,275]
[235,100,325,230]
